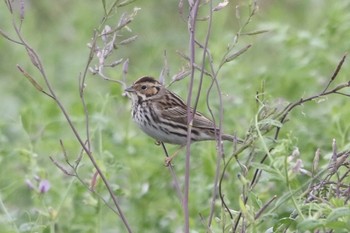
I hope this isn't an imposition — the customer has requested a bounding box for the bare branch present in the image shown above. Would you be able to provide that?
[2,2,136,232]
[183,1,201,232]
[49,156,75,176]
[0,28,23,45]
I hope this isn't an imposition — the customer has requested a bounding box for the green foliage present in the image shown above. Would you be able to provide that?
[1,0,350,232]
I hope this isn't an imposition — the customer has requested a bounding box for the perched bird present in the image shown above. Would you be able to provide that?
[125,76,241,165]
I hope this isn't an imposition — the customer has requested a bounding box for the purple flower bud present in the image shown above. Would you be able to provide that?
[39,180,51,193]
[20,0,25,20]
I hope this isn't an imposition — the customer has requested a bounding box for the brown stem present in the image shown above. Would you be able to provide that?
[183,1,200,232]
[8,5,133,233]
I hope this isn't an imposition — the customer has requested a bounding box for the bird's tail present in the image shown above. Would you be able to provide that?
[222,134,244,144]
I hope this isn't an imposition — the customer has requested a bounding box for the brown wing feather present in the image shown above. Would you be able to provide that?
[156,91,242,143]
[192,111,215,128]
[157,91,215,129]
[160,105,215,128]
[159,104,188,125]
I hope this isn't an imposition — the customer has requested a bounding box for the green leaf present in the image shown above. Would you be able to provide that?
[102,0,107,14]
[297,218,324,231]
[273,217,297,231]
[325,221,350,232]
[250,162,284,181]
[326,207,350,222]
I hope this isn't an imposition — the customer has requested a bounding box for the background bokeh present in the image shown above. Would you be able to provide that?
[1,0,350,232]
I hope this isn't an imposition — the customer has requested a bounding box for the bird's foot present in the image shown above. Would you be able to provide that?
[164,157,174,167]
[155,141,161,146]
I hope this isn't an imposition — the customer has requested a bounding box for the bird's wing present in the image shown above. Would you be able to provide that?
[159,103,215,129]
[192,111,216,128]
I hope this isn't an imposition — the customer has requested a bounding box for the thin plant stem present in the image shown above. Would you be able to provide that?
[184,1,200,232]
[232,54,349,231]
[161,142,184,202]
[7,3,133,232]
[0,193,19,233]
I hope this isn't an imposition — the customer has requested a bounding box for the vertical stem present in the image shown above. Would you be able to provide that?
[161,143,184,202]
[184,0,200,232]
[11,17,133,233]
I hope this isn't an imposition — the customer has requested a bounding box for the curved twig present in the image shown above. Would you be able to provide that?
[3,1,134,232]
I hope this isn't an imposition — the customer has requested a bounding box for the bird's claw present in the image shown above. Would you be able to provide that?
[155,141,161,146]
[164,157,174,167]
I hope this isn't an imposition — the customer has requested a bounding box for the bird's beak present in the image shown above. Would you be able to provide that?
[124,86,135,92]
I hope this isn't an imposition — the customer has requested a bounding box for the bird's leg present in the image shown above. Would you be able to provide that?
[164,145,184,167]
[155,141,161,146]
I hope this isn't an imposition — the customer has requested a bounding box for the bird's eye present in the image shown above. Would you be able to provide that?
[141,85,147,90]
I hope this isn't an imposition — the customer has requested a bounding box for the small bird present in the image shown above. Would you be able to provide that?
[125,76,241,165]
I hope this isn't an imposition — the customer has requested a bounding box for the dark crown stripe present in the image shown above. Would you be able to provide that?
[135,76,159,84]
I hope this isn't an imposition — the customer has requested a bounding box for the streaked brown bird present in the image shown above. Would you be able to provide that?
[125,76,241,165]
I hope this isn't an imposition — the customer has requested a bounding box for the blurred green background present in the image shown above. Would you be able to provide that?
[1,0,350,232]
